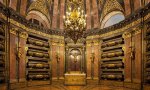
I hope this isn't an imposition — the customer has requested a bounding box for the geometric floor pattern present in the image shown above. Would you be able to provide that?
[9,80,133,90]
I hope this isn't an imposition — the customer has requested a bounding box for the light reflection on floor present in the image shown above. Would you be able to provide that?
[9,80,133,90]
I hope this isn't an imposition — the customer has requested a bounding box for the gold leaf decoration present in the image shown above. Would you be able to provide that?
[101,0,124,20]
[28,0,50,20]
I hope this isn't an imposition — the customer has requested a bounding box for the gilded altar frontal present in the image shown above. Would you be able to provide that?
[0,0,150,90]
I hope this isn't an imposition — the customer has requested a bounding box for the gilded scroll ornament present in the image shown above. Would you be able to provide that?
[19,32,28,39]
[122,32,131,39]
[10,28,18,35]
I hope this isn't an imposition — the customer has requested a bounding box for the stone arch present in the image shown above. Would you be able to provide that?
[26,10,50,29]
[100,11,125,29]
[100,0,124,23]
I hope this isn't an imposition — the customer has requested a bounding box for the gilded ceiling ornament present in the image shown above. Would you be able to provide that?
[101,0,124,21]
[28,0,50,21]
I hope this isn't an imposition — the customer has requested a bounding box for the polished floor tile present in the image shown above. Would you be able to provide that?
[8,80,134,90]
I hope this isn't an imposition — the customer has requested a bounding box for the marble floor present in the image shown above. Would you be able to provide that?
[6,80,134,90]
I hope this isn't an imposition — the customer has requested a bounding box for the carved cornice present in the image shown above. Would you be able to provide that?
[10,28,28,39]
[122,27,142,39]
[50,39,64,46]
[0,2,150,39]
[86,39,99,47]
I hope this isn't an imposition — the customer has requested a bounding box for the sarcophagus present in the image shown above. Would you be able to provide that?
[147,60,150,66]
[147,44,150,50]
[28,63,49,68]
[116,39,124,44]
[115,51,123,56]
[107,53,115,57]
[101,43,107,48]
[44,54,49,58]
[147,76,150,81]
[28,39,35,45]
[0,76,5,82]
[107,41,116,46]
[101,63,123,68]
[0,72,4,76]
[34,52,44,57]
[43,43,49,48]
[102,54,107,58]
[0,28,4,35]
[0,44,4,50]
[28,51,34,56]
[28,74,49,80]
[101,74,123,80]
[0,61,4,66]
[28,51,46,58]
[35,41,44,46]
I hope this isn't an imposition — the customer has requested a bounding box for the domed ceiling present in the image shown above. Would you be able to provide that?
[0,0,146,30]
[25,0,125,30]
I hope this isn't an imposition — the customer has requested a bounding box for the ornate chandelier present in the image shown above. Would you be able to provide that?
[63,0,86,43]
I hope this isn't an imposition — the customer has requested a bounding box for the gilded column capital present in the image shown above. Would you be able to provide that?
[93,39,99,46]
[133,27,141,35]
[10,28,28,39]
[122,32,131,39]
[19,32,28,39]
[10,28,18,35]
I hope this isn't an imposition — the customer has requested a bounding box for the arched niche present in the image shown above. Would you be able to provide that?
[68,48,82,71]
[26,10,50,29]
[101,11,125,29]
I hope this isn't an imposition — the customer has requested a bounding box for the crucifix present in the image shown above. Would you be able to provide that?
[73,53,78,71]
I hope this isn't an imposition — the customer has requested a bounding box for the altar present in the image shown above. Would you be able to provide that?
[64,44,86,85]
[64,71,86,85]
